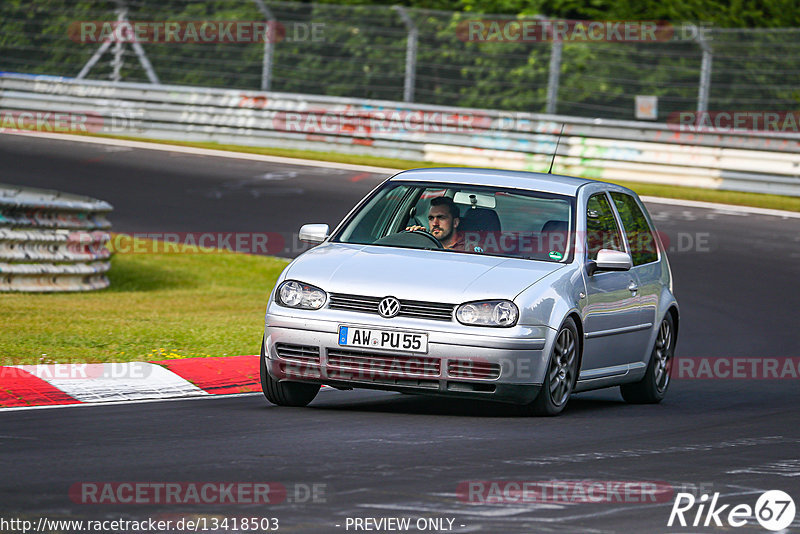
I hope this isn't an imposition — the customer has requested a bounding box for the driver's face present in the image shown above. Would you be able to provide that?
[428,205,456,242]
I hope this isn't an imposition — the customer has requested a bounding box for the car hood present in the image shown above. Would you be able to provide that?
[283,243,565,303]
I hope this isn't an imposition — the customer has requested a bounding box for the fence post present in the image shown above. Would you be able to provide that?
[393,6,418,103]
[252,0,276,91]
[694,25,713,114]
[110,8,125,82]
[546,39,562,115]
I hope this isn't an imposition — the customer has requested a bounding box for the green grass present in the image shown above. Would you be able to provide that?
[0,238,288,365]
[88,133,800,213]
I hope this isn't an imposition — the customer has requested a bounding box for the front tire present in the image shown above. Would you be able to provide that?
[620,313,675,404]
[528,318,579,416]
[260,336,320,407]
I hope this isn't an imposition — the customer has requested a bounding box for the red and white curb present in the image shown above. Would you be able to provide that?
[0,356,262,408]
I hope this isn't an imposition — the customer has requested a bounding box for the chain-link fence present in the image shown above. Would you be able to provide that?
[2,0,799,121]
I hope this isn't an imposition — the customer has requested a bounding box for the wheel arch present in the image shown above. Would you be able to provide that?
[565,310,584,386]
[666,305,679,341]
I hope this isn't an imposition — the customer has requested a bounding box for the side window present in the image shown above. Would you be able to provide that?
[610,192,658,265]
[586,193,623,260]
[338,185,412,243]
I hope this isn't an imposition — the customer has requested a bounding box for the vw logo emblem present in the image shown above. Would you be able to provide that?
[378,297,400,318]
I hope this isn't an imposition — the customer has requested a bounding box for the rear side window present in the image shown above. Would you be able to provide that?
[610,192,658,265]
[586,193,624,260]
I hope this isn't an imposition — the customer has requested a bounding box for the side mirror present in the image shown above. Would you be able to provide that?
[298,224,329,245]
[586,249,632,275]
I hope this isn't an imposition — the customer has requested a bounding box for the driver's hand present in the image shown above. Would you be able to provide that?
[405,225,426,232]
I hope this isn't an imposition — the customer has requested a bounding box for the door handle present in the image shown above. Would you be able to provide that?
[628,281,639,293]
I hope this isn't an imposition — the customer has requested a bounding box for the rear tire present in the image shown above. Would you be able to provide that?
[620,313,675,404]
[528,317,579,416]
[260,336,320,407]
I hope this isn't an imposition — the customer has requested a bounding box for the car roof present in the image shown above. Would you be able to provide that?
[389,167,599,196]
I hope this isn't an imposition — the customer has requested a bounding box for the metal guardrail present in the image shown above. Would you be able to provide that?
[1,73,799,196]
[0,182,113,292]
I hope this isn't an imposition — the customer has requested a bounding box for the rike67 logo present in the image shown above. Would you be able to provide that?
[668,490,796,531]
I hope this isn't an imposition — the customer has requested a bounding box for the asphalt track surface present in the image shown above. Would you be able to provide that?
[1,134,799,533]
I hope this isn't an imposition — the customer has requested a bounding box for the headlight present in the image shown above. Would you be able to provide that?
[276,280,327,310]
[456,300,518,327]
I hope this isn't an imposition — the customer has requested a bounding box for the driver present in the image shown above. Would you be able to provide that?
[406,196,465,250]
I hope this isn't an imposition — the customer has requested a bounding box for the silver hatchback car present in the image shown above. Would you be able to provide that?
[261,168,678,415]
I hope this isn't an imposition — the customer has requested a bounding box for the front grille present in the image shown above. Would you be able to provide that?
[447,359,501,380]
[327,348,441,377]
[363,377,439,389]
[275,343,320,364]
[328,293,454,321]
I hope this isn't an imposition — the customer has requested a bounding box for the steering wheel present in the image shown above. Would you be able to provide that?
[407,228,443,248]
[372,228,443,249]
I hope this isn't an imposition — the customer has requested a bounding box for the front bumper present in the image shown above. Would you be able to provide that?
[264,311,555,405]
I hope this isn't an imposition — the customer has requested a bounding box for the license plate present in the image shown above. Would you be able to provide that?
[338,326,428,353]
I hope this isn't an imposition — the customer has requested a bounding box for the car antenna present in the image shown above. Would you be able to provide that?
[547,124,565,174]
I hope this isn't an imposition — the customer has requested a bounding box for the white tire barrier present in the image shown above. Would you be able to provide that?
[0,184,113,292]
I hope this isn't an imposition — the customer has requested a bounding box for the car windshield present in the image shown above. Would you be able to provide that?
[333,181,574,262]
